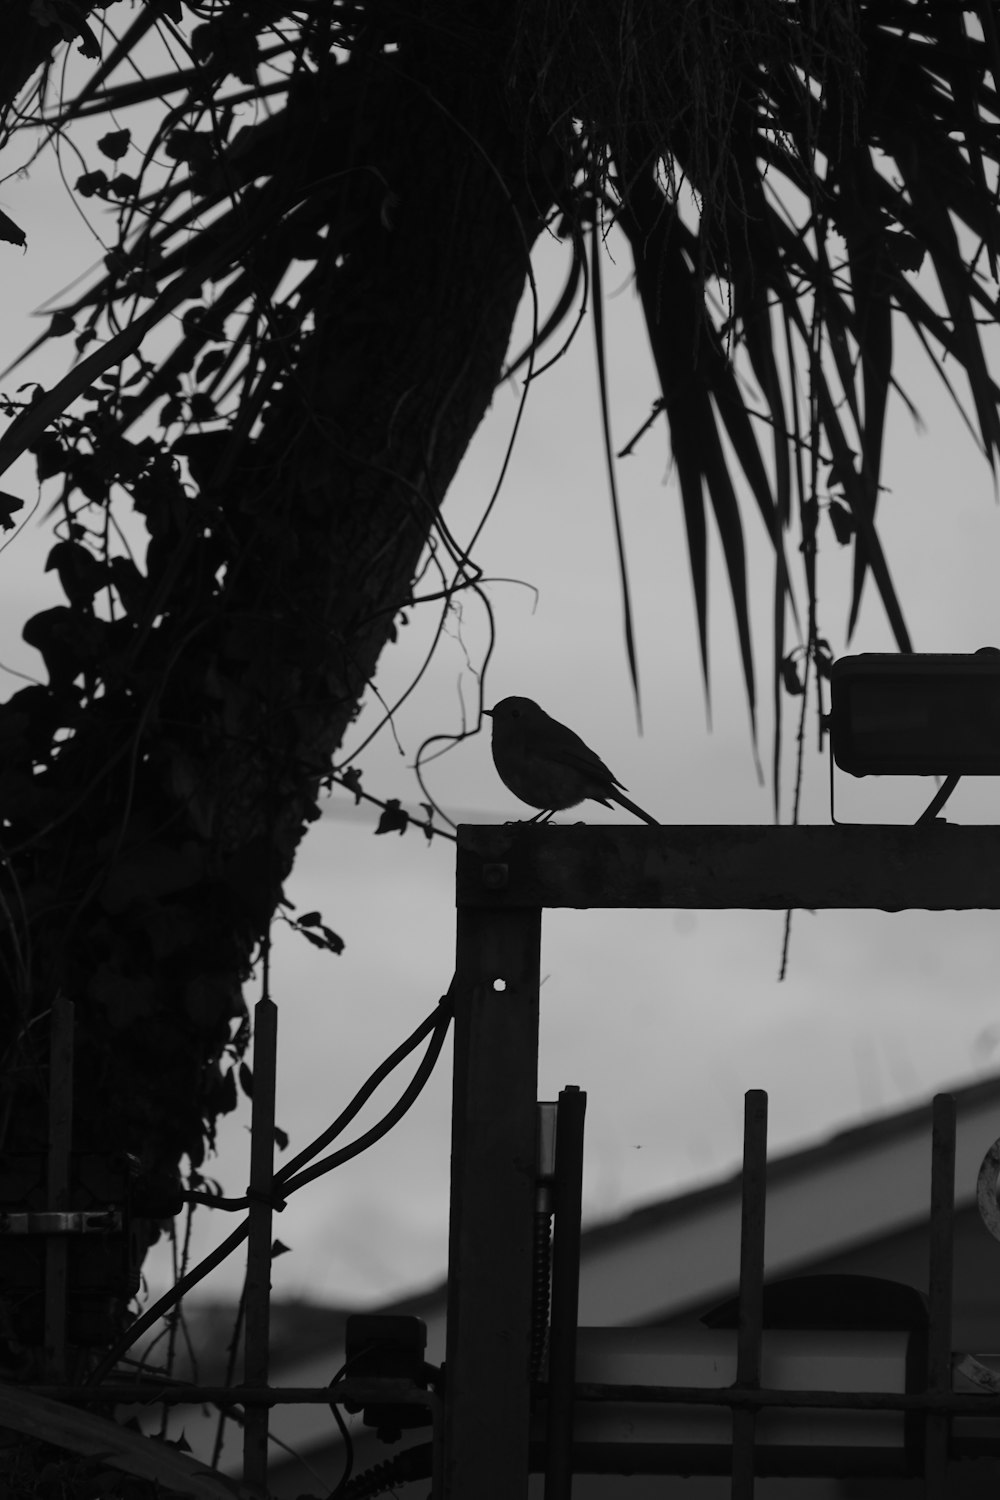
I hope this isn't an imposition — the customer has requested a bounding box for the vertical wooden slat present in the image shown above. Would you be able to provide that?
[444,903,542,1500]
[45,996,74,1381]
[545,1085,587,1500]
[732,1089,768,1500]
[924,1093,956,1497]
[243,996,278,1495]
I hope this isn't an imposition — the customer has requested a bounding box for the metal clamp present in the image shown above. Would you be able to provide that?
[976,1137,1000,1243]
[0,1210,123,1235]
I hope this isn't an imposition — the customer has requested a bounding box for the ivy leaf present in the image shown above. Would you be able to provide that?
[108,173,139,200]
[219,26,260,86]
[189,391,217,423]
[0,491,23,530]
[160,1430,192,1453]
[166,129,216,169]
[296,925,344,954]
[98,128,131,161]
[271,1239,291,1258]
[827,499,855,545]
[274,1125,289,1150]
[75,169,108,198]
[340,766,363,801]
[825,451,856,489]
[218,1068,238,1115]
[291,910,344,954]
[46,540,107,605]
[75,21,101,58]
[196,348,228,382]
[22,604,93,688]
[319,924,344,953]
[376,799,409,836]
[0,208,26,248]
[31,433,66,481]
[109,555,147,616]
[887,231,925,273]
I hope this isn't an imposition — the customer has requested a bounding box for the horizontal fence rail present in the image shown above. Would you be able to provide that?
[457,824,1000,909]
[21,1381,1000,1416]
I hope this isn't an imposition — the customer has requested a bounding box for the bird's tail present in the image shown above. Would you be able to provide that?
[608,789,659,826]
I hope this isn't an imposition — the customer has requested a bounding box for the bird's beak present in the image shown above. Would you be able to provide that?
[482,708,493,718]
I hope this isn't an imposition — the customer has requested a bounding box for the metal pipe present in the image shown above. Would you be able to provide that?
[22,1381,1000,1417]
[732,1090,768,1500]
[545,1086,586,1499]
[924,1093,956,1495]
[532,1102,557,1382]
[242,996,278,1494]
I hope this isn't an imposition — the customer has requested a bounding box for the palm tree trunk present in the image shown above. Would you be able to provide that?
[0,15,553,1373]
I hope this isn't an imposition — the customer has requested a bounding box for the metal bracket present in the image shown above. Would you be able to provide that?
[0,1210,123,1235]
[827,721,962,827]
[977,1137,1000,1243]
[955,1353,1000,1395]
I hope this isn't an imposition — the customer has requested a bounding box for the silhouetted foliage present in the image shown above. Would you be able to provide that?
[0,0,999,1455]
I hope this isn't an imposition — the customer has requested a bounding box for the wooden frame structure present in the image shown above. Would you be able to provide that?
[11,821,1000,1496]
[444,823,1000,1498]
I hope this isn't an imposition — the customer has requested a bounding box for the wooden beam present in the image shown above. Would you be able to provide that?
[457,824,1000,910]
[444,904,542,1499]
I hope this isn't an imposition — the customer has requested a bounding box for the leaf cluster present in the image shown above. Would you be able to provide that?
[3,1,994,770]
[509,0,1000,790]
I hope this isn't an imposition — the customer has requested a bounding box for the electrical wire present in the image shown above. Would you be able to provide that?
[184,986,453,1210]
[85,987,454,1385]
[326,1358,355,1498]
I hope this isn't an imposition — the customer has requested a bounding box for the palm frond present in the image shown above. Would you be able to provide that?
[575,0,1000,742]
[4,0,1000,800]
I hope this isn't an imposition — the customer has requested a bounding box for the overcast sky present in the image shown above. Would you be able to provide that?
[3,116,1000,1316]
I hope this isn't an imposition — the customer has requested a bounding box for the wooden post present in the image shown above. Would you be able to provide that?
[444,903,542,1499]
[450,823,999,1494]
[45,996,74,1381]
[545,1085,587,1499]
[243,996,278,1494]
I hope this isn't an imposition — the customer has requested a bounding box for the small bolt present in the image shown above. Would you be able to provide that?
[482,862,508,890]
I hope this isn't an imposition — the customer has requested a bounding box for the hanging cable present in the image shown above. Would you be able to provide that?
[85,987,454,1384]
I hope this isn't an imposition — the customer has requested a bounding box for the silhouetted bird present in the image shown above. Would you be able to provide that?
[485,696,658,824]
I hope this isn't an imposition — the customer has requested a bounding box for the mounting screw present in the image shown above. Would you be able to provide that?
[482,862,508,890]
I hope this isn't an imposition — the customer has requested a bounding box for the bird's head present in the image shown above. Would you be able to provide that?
[484,696,542,726]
